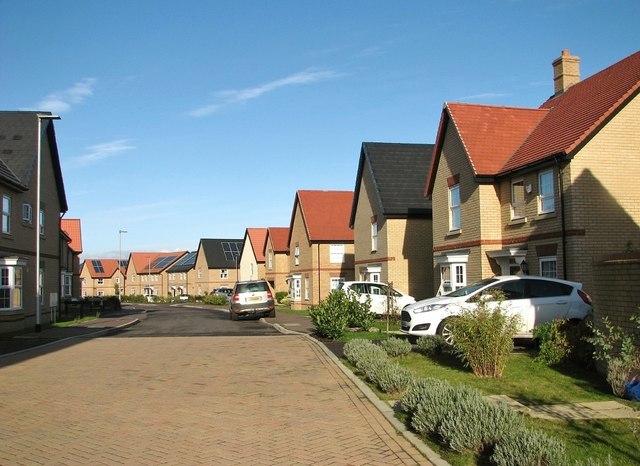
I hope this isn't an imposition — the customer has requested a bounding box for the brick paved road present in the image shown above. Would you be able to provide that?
[0,335,433,465]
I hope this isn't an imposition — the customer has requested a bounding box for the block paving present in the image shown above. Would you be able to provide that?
[0,334,433,465]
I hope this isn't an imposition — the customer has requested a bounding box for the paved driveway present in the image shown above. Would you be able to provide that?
[0,334,433,465]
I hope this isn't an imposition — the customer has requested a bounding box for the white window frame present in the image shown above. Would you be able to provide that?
[0,261,24,310]
[538,170,555,214]
[61,272,72,297]
[294,246,300,266]
[39,208,45,235]
[22,203,33,224]
[539,256,558,278]
[329,244,345,264]
[304,277,309,300]
[510,178,526,220]
[221,268,228,279]
[371,221,378,252]
[97,278,104,285]
[330,277,344,290]
[449,185,461,231]
[268,251,273,270]
[2,195,11,234]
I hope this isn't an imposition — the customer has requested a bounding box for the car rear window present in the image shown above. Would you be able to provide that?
[526,279,573,298]
[236,282,269,293]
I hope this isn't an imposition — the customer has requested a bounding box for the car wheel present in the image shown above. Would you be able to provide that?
[268,309,276,318]
[436,319,455,345]
[229,310,237,321]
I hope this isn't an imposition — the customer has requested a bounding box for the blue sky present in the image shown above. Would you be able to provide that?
[1,1,638,259]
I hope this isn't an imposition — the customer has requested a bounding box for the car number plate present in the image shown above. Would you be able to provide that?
[247,296,260,302]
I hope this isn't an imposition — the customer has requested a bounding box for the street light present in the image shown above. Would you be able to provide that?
[35,113,60,332]
[118,230,127,300]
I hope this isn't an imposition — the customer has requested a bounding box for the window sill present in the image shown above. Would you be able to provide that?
[508,217,527,226]
[445,229,461,237]
[536,211,556,221]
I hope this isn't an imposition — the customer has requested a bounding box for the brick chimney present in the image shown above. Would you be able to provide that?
[552,49,580,96]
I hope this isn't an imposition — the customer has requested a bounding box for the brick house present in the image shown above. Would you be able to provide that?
[425,49,640,295]
[287,190,355,309]
[264,227,289,294]
[60,218,82,300]
[238,228,267,281]
[349,142,435,300]
[193,239,242,295]
[125,251,187,298]
[80,258,125,297]
[0,112,68,333]
[166,251,197,297]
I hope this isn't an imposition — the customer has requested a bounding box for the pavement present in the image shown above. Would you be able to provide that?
[0,306,637,465]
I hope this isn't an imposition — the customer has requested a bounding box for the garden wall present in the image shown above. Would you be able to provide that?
[591,252,640,342]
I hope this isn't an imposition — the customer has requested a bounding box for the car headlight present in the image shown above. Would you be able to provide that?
[412,303,446,314]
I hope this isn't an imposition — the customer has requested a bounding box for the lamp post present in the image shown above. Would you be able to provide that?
[35,114,60,332]
[118,230,127,300]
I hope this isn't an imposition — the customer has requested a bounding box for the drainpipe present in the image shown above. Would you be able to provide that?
[317,243,321,305]
[556,156,568,279]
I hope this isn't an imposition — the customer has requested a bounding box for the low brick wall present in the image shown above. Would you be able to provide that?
[591,253,640,343]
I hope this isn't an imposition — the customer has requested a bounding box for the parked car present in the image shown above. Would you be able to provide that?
[179,294,189,301]
[337,281,416,316]
[400,275,592,343]
[212,287,233,298]
[229,279,275,320]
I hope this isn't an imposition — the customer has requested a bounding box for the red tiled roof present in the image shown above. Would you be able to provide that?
[83,258,120,279]
[61,218,83,253]
[267,227,290,252]
[502,50,640,173]
[246,228,268,262]
[130,251,188,274]
[291,190,354,242]
[426,50,640,194]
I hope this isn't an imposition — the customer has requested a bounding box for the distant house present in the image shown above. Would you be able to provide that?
[60,218,83,300]
[264,227,289,293]
[125,251,187,298]
[166,251,197,297]
[239,228,267,281]
[80,258,125,297]
[193,239,243,295]
[425,49,640,295]
[287,190,355,309]
[349,142,435,300]
[0,112,68,333]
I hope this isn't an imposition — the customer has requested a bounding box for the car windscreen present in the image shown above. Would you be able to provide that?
[446,278,499,297]
[236,282,268,293]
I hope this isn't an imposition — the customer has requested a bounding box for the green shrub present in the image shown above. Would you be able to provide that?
[275,291,288,303]
[491,427,566,466]
[533,319,571,365]
[343,339,378,364]
[121,294,148,303]
[401,377,453,422]
[380,337,412,357]
[309,291,374,339]
[416,335,447,356]
[586,311,640,397]
[369,360,414,395]
[201,294,229,306]
[449,291,521,377]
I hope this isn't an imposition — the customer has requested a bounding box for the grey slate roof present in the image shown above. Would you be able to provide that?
[349,142,434,227]
[0,111,68,211]
[166,251,197,273]
[198,238,243,269]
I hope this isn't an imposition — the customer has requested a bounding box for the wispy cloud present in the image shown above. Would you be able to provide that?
[188,68,342,117]
[36,78,97,113]
[456,92,510,102]
[71,139,135,167]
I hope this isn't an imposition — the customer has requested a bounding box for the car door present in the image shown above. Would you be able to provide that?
[524,278,574,328]
[366,283,389,315]
[482,279,533,335]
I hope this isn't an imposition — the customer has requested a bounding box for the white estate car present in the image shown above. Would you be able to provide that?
[337,281,416,316]
[400,276,592,342]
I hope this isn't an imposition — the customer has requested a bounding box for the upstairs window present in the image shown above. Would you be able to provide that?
[221,268,228,279]
[330,244,345,263]
[2,195,10,234]
[22,203,33,224]
[511,179,525,219]
[294,246,300,266]
[371,218,378,252]
[39,209,45,235]
[539,170,555,214]
[449,185,461,231]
